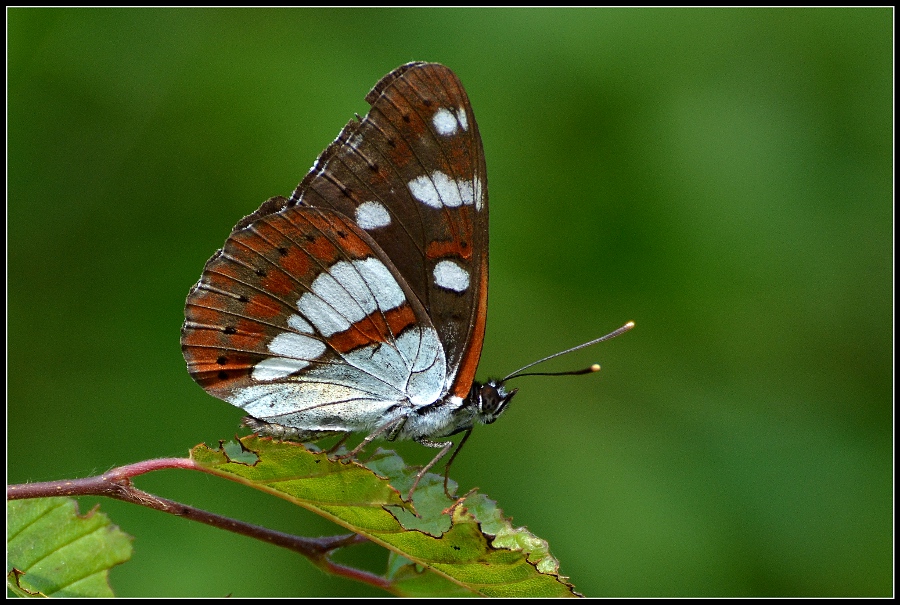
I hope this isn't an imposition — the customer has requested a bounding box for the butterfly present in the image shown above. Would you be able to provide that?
[181,62,632,500]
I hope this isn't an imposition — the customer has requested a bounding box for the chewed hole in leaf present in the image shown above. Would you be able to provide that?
[222,440,259,465]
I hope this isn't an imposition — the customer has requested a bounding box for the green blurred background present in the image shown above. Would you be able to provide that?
[7,8,892,597]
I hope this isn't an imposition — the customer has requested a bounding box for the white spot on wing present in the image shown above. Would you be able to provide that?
[473,176,484,211]
[268,332,325,360]
[456,108,468,131]
[457,179,475,206]
[288,314,314,333]
[432,108,458,136]
[251,331,326,382]
[433,260,470,293]
[355,201,391,229]
[354,257,406,312]
[297,292,350,337]
[408,175,442,208]
[408,172,477,209]
[252,357,310,381]
[297,258,405,337]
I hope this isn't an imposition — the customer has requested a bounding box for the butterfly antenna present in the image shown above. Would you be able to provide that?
[501,321,634,383]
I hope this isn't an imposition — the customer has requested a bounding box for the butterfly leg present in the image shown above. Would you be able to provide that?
[440,428,473,498]
[407,437,455,501]
[322,433,350,455]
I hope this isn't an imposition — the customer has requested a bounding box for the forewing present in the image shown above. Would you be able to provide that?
[288,62,489,398]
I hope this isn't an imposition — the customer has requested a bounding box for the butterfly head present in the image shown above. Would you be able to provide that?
[472,380,518,426]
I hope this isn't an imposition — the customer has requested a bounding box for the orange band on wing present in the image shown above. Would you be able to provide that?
[328,303,418,354]
[426,238,472,261]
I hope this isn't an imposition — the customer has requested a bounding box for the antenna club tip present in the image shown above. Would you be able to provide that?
[624,321,635,330]
[590,364,601,372]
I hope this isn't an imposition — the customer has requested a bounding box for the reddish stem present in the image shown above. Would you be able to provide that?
[7,457,394,594]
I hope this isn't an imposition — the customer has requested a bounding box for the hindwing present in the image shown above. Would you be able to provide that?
[182,205,446,432]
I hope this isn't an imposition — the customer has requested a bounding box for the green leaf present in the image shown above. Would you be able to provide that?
[191,435,579,597]
[385,552,479,597]
[6,497,133,597]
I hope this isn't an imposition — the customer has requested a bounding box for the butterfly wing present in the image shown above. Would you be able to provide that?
[288,62,489,400]
[182,63,488,437]
[182,203,447,433]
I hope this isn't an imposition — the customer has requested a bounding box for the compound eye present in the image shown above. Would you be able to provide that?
[480,384,510,416]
